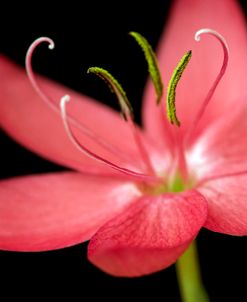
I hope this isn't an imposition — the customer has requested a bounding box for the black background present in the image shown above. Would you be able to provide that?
[0,1,246,301]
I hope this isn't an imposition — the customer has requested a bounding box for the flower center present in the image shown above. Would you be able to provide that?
[138,172,195,196]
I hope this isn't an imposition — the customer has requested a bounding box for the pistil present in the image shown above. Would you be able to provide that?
[185,28,229,144]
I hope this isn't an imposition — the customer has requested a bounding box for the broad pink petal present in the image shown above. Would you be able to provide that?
[188,107,247,180]
[0,172,140,251]
[88,190,207,277]
[0,56,148,175]
[143,0,247,147]
[199,174,247,235]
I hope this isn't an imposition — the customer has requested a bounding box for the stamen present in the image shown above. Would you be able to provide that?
[166,50,192,182]
[175,130,189,181]
[88,67,156,176]
[129,31,164,104]
[187,28,229,141]
[166,50,192,127]
[60,95,157,182]
[87,67,133,120]
[25,37,134,163]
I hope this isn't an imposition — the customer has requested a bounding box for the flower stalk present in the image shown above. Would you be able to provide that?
[176,241,210,302]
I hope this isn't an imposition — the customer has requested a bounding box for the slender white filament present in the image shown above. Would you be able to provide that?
[60,95,157,181]
[186,28,229,144]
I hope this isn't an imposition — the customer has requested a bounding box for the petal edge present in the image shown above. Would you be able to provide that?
[0,172,139,251]
[88,190,207,277]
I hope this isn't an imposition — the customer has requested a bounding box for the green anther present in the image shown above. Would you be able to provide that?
[130,31,164,105]
[167,50,192,127]
[87,67,133,120]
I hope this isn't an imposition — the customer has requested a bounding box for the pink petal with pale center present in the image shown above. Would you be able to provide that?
[88,190,207,277]
[0,172,140,251]
[0,56,149,176]
[143,0,247,149]
[188,107,247,181]
[199,174,247,235]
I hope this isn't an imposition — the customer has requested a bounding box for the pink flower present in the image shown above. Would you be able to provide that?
[0,0,247,277]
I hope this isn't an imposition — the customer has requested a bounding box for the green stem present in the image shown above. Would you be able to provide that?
[175,241,210,302]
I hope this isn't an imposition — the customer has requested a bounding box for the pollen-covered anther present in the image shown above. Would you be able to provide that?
[166,50,192,127]
[87,67,133,120]
[25,38,158,182]
[87,67,157,177]
[25,38,134,161]
[130,31,164,105]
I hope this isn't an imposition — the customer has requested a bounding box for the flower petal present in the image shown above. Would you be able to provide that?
[88,190,207,277]
[0,56,145,175]
[199,174,247,236]
[188,107,247,180]
[143,0,247,146]
[0,172,140,251]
